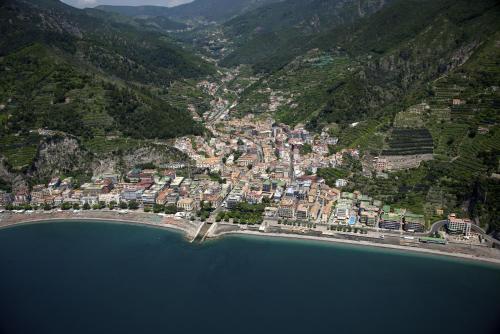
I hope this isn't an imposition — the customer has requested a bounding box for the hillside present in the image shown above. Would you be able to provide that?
[0,0,212,179]
[221,0,390,72]
[231,0,500,227]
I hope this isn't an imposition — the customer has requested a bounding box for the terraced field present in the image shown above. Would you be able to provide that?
[450,129,500,179]
[0,133,41,170]
[382,128,434,156]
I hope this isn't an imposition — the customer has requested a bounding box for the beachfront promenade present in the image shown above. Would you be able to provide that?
[1,210,500,265]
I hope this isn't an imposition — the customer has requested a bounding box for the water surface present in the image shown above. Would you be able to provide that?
[0,221,499,334]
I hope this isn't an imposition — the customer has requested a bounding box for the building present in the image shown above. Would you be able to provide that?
[379,213,402,230]
[170,177,185,190]
[226,194,242,209]
[336,179,348,188]
[374,157,388,172]
[177,198,196,212]
[360,211,378,227]
[141,189,159,206]
[296,203,309,220]
[278,198,296,219]
[0,191,12,207]
[237,154,258,167]
[403,213,425,232]
[447,214,472,237]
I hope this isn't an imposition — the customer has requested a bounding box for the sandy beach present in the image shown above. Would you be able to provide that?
[1,211,500,266]
[0,211,200,240]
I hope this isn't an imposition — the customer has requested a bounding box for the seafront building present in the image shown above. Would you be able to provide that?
[447,214,472,237]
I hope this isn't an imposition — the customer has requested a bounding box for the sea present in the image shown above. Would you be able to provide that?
[0,220,499,334]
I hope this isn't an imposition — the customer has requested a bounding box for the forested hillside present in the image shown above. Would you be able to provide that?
[0,0,212,142]
[0,0,213,182]
[221,0,390,72]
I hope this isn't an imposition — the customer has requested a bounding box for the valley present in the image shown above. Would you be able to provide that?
[0,0,499,240]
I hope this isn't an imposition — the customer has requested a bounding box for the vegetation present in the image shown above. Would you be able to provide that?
[217,202,265,224]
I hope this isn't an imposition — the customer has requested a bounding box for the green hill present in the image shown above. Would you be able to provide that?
[230,0,499,228]
[221,0,390,72]
[0,0,213,143]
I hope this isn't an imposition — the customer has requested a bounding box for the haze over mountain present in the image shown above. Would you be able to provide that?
[62,0,192,9]
[97,0,281,22]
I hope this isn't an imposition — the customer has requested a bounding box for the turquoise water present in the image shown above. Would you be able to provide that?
[0,221,499,334]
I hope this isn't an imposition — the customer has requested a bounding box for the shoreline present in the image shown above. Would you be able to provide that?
[209,230,500,267]
[1,212,500,266]
[0,212,198,240]
[0,217,189,236]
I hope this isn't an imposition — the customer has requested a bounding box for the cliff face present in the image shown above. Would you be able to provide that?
[28,136,93,181]
[0,134,188,188]
[0,157,27,192]
[91,145,187,177]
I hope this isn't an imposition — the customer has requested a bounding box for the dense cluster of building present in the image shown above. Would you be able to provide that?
[0,115,474,238]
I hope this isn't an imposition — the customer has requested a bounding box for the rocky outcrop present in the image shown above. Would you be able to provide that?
[92,145,187,176]
[28,135,92,181]
[0,157,27,192]
[19,134,188,182]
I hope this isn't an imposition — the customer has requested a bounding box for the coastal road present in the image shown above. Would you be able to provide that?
[429,220,448,235]
[429,219,500,247]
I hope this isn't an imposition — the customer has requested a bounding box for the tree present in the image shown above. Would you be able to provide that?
[44,203,52,211]
[164,205,177,214]
[128,201,139,210]
[72,203,80,210]
[153,204,164,213]
[119,202,128,209]
[61,202,72,210]
[144,206,151,213]
[83,203,91,210]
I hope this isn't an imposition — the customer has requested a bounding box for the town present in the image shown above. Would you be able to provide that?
[0,115,490,252]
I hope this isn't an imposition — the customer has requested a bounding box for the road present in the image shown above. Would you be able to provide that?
[429,219,500,247]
